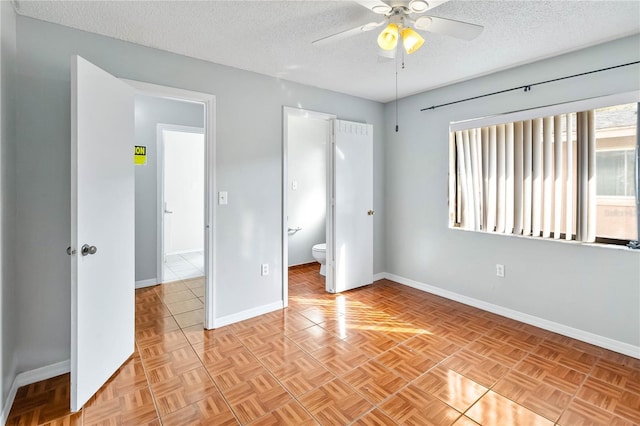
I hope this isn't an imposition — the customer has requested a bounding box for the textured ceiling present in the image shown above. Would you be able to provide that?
[13,0,640,103]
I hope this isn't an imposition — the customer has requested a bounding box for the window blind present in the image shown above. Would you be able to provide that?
[453,111,596,242]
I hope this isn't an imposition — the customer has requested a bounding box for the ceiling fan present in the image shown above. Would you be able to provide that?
[312,0,484,58]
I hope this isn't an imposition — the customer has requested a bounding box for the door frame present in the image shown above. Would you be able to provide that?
[282,107,336,304]
[157,124,205,283]
[124,79,217,329]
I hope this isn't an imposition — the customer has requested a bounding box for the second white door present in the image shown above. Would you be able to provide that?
[326,120,374,293]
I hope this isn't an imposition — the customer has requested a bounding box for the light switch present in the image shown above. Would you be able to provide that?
[218,191,228,205]
[291,180,298,191]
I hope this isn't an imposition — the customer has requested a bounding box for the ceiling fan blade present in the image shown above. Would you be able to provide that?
[354,0,392,14]
[415,15,483,40]
[312,21,384,46]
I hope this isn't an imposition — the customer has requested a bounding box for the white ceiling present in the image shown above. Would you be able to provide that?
[12,0,640,103]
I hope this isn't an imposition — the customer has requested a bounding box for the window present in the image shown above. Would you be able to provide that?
[596,149,635,197]
[594,103,637,241]
[449,96,638,245]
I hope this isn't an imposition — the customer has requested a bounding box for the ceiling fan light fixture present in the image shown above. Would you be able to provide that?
[401,27,424,54]
[408,0,429,13]
[377,23,399,50]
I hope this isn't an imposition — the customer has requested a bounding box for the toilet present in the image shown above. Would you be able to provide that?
[311,243,326,276]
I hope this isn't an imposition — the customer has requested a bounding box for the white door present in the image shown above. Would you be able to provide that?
[326,120,374,293]
[70,55,135,412]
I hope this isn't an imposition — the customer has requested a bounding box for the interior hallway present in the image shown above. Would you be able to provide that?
[6,263,640,425]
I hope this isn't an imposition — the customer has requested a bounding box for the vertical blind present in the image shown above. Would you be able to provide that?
[452,111,596,242]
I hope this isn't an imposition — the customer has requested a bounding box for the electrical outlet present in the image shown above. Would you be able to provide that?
[496,264,505,278]
[261,263,269,276]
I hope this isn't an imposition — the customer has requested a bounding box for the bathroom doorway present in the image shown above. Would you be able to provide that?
[283,108,335,302]
[282,107,375,303]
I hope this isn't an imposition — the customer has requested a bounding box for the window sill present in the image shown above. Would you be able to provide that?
[449,225,640,252]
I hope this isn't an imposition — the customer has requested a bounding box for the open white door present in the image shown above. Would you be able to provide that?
[70,56,135,412]
[326,120,374,293]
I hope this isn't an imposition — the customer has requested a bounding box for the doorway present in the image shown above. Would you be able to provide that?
[70,57,217,412]
[158,125,205,283]
[282,108,335,304]
[282,107,375,303]
[126,79,217,329]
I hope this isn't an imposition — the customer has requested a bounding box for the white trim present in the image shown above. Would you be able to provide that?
[282,107,336,307]
[326,120,336,294]
[380,272,640,359]
[165,248,205,256]
[1,360,70,425]
[288,261,317,268]
[124,79,217,330]
[373,272,386,281]
[157,123,205,284]
[450,90,640,132]
[212,301,283,328]
[135,278,157,289]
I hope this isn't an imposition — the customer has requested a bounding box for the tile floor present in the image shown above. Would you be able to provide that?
[164,251,204,282]
[7,263,640,425]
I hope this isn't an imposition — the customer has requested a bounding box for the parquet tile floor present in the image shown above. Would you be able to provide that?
[7,263,640,425]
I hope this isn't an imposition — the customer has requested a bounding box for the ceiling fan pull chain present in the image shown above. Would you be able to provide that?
[395,52,399,132]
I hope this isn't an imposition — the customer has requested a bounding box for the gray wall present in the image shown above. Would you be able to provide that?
[13,16,385,374]
[134,95,204,282]
[383,35,640,348]
[287,115,328,266]
[10,6,637,396]
[1,0,18,412]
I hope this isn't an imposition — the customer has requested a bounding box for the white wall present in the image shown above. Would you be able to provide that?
[0,0,18,415]
[383,35,640,352]
[163,130,204,255]
[287,115,328,266]
[13,16,385,374]
[134,95,204,281]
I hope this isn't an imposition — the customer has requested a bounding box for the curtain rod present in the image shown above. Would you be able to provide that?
[420,61,640,112]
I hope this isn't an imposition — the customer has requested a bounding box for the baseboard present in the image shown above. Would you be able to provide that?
[166,249,203,256]
[381,272,640,359]
[288,261,318,269]
[1,360,70,424]
[212,301,284,328]
[135,278,157,289]
[373,272,386,281]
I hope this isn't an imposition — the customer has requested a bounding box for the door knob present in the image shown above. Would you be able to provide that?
[164,209,173,214]
[81,244,97,256]
[66,246,77,255]
[367,210,375,216]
